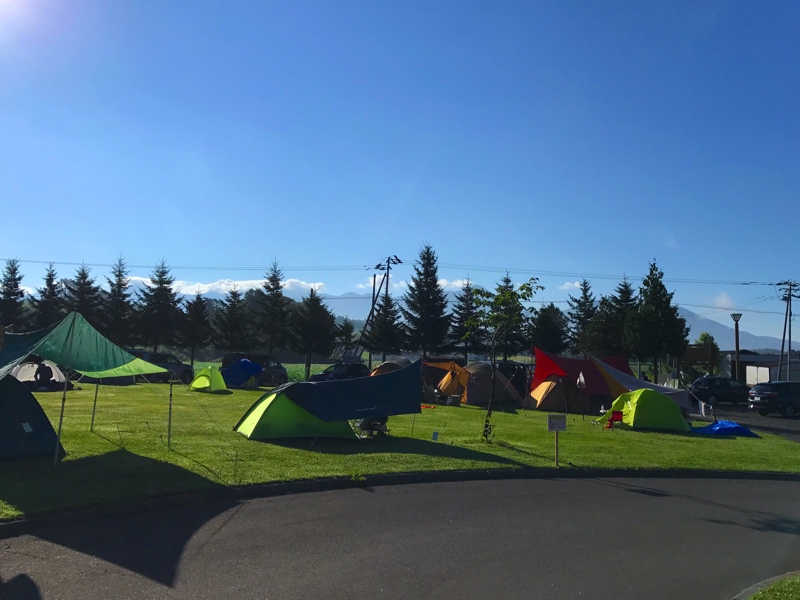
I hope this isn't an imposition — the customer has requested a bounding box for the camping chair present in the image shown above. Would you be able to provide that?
[356,417,390,437]
[605,410,623,430]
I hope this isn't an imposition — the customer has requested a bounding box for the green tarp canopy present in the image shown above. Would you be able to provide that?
[0,312,167,380]
[596,388,690,432]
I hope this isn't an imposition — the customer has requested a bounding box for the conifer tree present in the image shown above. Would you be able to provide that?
[0,259,26,331]
[103,257,134,346]
[213,286,257,353]
[566,278,597,355]
[181,293,214,364]
[289,289,337,380]
[401,244,450,359]
[529,302,569,355]
[449,279,484,361]
[362,294,405,363]
[30,263,64,330]
[258,260,290,354]
[136,260,182,352]
[63,264,103,328]
[583,277,637,357]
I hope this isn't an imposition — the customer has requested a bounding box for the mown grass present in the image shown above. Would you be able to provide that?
[750,574,800,599]
[2,380,800,521]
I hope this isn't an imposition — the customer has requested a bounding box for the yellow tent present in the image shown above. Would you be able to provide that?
[189,366,229,394]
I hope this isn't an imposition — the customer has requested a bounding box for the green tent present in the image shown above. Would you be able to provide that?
[235,388,356,439]
[190,366,229,394]
[0,312,168,462]
[0,375,64,459]
[597,388,690,432]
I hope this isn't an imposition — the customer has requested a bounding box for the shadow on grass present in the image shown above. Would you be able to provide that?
[263,436,530,468]
[1,449,235,587]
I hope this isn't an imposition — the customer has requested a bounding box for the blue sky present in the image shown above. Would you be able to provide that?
[1,0,798,339]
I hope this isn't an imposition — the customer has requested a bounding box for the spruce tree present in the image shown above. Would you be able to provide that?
[136,260,182,352]
[213,286,257,353]
[529,302,569,355]
[30,263,64,330]
[449,279,484,362]
[583,277,638,357]
[103,257,134,346]
[0,259,26,331]
[401,244,450,359]
[362,294,405,363]
[566,278,597,355]
[63,264,103,328]
[258,260,290,354]
[289,289,337,380]
[180,293,214,364]
[625,261,689,379]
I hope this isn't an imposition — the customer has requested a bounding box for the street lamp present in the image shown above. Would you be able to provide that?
[731,313,742,382]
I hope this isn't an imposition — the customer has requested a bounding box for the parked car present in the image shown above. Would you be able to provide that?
[748,381,800,417]
[126,350,194,384]
[689,376,750,406]
[220,353,288,386]
[308,362,370,382]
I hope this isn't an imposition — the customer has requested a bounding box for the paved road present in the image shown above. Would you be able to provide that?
[3,477,800,600]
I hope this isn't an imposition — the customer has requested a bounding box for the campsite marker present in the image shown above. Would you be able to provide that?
[547,414,567,467]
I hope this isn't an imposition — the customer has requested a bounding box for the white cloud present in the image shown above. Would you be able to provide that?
[283,278,326,294]
[714,292,734,310]
[171,278,265,296]
[356,274,406,291]
[558,281,581,291]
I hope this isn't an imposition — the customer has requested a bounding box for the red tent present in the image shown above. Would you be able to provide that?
[528,348,635,413]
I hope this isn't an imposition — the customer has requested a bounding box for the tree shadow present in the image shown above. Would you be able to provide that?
[264,436,529,468]
[0,573,41,600]
[1,449,236,587]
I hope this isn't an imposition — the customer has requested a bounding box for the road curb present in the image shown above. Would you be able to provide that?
[3,466,800,540]
[732,570,800,599]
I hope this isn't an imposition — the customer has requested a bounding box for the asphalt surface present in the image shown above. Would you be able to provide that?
[3,477,800,600]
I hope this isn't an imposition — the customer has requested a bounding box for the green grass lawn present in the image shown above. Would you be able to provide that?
[2,380,800,521]
[750,574,800,599]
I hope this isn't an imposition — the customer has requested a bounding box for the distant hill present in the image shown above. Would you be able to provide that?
[679,308,783,351]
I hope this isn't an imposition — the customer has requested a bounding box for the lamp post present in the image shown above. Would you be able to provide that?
[731,313,742,382]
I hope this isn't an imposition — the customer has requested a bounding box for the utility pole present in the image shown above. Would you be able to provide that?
[777,281,799,381]
[355,255,402,367]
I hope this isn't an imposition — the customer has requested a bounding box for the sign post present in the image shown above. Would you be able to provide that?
[547,414,567,467]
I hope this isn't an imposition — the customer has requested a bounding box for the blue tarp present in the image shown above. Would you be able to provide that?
[693,420,758,437]
[222,358,263,388]
[283,360,423,421]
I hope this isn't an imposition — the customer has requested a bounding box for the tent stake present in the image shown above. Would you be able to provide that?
[90,382,100,431]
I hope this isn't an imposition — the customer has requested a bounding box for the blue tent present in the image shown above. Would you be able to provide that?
[222,359,263,388]
[693,420,758,437]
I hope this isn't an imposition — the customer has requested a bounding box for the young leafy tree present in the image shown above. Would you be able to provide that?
[529,302,569,355]
[213,286,257,353]
[449,279,485,362]
[482,273,533,361]
[289,289,337,380]
[29,263,64,330]
[180,293,214,364]
[470,275,542,439]
[63,264,103,328]
[566,278,597,355]
[401,244,450,359]
[361,293,405,363]
[624,261,689,379]
[0,259,26,331]
[258,260,290,354]
[103,257,134,346]
[136,260,183,352]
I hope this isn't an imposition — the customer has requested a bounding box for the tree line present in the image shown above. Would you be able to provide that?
[0,247,689,378]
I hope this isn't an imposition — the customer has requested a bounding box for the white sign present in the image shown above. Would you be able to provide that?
[547,414,567,432]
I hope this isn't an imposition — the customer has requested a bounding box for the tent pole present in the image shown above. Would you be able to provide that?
[54,313,77,466]
[90,382,100,431]
[168,379,174,449]
[411,412,416,434]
